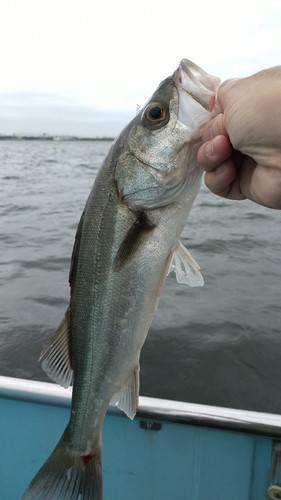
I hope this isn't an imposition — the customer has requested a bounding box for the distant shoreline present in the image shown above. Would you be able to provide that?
[0,135,115,141]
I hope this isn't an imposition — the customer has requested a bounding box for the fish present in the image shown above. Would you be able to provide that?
[22,59,220,500]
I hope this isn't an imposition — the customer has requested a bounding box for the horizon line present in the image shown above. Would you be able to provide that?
[0,134,115,141]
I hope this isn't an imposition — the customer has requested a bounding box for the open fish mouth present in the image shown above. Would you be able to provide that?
[173,59,220,112]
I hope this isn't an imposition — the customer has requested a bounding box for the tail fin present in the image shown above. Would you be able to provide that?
[22,432,102,500]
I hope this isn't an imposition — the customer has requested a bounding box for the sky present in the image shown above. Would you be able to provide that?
[0,0,280,137]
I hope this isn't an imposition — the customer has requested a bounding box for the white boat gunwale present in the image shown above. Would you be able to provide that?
[1,375,281,439]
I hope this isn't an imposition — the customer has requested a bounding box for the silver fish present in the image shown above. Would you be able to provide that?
[22,59,220,500]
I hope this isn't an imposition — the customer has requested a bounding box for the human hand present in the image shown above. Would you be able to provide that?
[197,66,281,209]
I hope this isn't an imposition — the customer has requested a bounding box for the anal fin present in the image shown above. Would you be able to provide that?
[110,366,139,420]
[39,305,73,388]
[167,241,204,287]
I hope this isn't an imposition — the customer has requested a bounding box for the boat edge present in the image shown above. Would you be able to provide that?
[1,375,281,438]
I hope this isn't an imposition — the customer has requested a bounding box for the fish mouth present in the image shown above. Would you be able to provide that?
[173,59,220,112]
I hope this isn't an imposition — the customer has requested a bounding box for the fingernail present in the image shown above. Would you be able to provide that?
[205,141,214,157]
[214,163,226,174]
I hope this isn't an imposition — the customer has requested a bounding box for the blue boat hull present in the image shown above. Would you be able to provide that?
[0,376,279,499]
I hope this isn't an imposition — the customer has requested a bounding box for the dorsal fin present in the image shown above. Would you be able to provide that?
[39,305,73,388]
[69,209,85,295]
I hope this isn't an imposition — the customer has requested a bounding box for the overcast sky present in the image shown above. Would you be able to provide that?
[0,0,280,137]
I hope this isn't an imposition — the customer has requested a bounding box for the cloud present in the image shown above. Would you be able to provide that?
[0,91,134,137]
[1,0,280,135]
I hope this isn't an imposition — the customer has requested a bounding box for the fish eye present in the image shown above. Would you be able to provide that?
[148,106,162,120]
[142,102,168,127]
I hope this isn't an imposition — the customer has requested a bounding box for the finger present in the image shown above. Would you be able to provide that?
[201,113,227,142]
[204,159,241,199]
[197,135,232,171]
[243,160,281,209]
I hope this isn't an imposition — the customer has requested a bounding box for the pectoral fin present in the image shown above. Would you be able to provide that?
[39,305,73,388]
[110,366,139,419]
[167,241,204,287]
[113,211,155,272]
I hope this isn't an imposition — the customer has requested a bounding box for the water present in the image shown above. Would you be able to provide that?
[1,140,280,414]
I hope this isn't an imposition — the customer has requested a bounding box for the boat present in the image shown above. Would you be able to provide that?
[1,375,281,499]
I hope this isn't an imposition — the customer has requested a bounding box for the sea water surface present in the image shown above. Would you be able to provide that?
[0,139,280,413]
